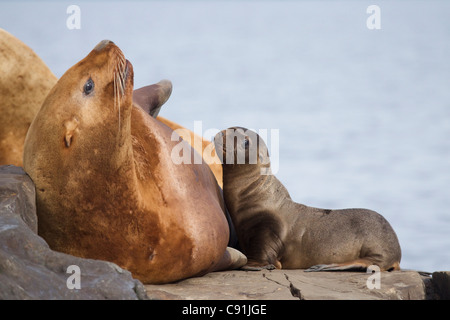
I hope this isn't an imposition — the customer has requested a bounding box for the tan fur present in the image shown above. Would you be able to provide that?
[214,127,401,272]
[156,116,223,188]
[0,28,57,166]
[23,41,245,284]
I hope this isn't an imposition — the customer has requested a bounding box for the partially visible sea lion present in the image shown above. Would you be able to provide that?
[214,127,401,272]
[23,40,246,284]
[0,28,57,166]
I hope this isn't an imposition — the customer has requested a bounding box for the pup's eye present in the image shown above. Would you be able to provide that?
[83,78,94,95]
[243,138,250,149]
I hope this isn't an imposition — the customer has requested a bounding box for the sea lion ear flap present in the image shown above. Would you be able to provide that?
[63,117,79,148]
[132,79,173,118]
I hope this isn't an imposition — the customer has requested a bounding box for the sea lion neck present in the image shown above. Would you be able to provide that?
[222,164,273,212]
[222,163,262,187]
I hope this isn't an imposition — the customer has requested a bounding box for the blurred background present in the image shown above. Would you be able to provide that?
[1,0,449,272]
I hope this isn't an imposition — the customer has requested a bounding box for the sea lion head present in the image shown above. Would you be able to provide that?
[24,40,135,172]
[214,127,271,172]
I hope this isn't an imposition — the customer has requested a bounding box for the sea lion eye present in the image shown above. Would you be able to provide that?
[83,78,94,95]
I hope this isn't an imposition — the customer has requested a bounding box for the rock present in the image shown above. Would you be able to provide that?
[432,271,450,300]
[145,269,428,300]
[0,28,58,167]
[0,165,37,232]
[0,165,439,300]
[0,165,148,300]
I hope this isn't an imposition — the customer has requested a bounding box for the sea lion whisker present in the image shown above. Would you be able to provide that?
[119,79,125,96]
[113,72,117,111]
[120,55,125,70]
[114,71,121,131]
[118,100,121,132]
[117,67,125,95]
[120,59,125,73]
[117,57,123,73]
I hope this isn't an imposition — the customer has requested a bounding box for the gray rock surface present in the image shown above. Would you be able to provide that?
[0,165,37,232]
[0,165,147,300]
[145,269,428,300]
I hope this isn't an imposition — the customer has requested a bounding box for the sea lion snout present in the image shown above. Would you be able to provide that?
[213,130,229,164]
[94,39,115,52]
[213,131,224,151]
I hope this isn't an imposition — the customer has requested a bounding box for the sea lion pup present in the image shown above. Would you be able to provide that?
[0,28,57,166]
[23,40,246,284]
[214,127,401,272]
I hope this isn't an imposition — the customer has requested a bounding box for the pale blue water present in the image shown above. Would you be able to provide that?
[1,0,449,272]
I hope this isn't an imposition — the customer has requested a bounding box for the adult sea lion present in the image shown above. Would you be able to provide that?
[0,28,57,167]
[214,127,401,272]
[23,40,245,284]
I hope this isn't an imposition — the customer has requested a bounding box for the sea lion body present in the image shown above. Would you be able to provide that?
[156,116,223,188]
[132,79,223,187]
[0,28,57,166]
[23,41,245,284]
[214,127,401,271]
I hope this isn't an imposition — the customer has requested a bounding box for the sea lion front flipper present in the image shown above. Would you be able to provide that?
[241,264,277,271]
[212,247,247,272]
[240,259,282,271]
[305,262,368,272]
[133,79,172,118]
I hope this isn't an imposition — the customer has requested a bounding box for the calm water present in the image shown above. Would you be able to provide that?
[1,0,449,272]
